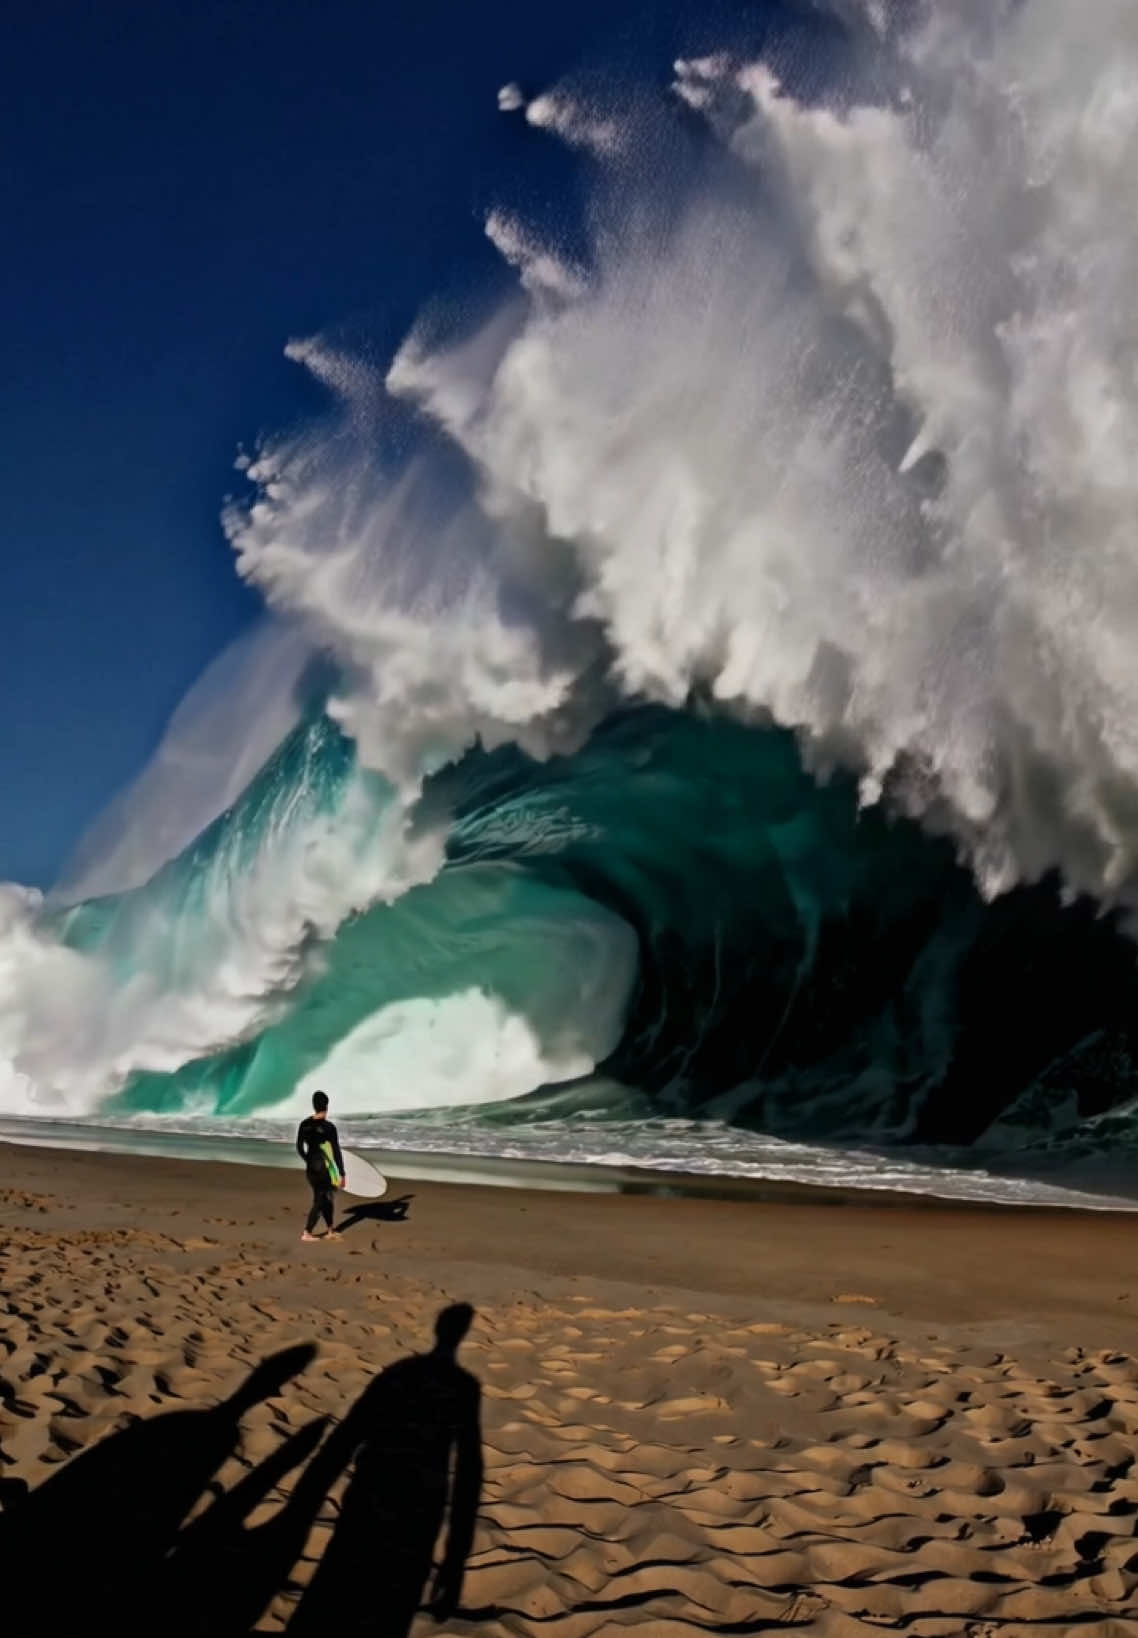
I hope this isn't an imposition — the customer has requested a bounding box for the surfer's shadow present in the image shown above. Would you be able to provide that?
[339,1192,415,1232]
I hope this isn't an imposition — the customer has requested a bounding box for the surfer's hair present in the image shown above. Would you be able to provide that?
[312,1090,329,1112]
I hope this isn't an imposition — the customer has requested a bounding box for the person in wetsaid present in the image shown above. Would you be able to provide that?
[296,1088,346,1242]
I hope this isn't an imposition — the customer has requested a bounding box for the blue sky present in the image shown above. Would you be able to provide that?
[0,0,812,886]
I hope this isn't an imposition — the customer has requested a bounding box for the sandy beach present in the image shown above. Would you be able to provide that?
[2,1143,1138,1635]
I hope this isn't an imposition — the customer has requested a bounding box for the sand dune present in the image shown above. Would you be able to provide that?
[2,1160,1138,1635]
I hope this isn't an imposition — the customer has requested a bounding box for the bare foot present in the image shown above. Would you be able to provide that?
[326,1231,343,1241]
[300,1231,320,1242]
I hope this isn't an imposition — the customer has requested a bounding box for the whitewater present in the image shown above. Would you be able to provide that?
[4,0,1138,1205]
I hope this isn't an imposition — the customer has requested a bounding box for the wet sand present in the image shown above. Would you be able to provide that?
[2,1143,1138,1634]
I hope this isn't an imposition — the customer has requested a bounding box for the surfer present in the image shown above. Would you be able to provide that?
[296,1089,346,1242]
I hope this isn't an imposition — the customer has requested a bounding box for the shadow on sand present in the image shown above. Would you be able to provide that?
[338,1193,414,1233]
[0,1306,483,1638]
[288,1303,483,1634]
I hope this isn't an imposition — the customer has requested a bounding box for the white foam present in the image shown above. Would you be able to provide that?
[283,987,615,1117]
[396,1,1138,906]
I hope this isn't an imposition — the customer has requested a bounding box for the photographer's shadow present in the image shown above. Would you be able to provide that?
[287,1302,483,1637]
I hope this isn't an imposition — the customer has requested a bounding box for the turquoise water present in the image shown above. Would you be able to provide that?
[16,697,1134,1207]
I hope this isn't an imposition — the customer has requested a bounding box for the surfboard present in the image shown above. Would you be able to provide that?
[338,1148,388,1199]
[315,1139,387,1198]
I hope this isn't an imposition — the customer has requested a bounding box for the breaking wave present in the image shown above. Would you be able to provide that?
[4,0,1138,1197]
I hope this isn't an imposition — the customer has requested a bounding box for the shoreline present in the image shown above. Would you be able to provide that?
[2,1120,1135,1214]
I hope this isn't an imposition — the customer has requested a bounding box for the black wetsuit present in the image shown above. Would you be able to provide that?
[296,1115,345,1234]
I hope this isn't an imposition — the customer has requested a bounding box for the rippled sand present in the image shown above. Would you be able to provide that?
[2,1146,1137,1635]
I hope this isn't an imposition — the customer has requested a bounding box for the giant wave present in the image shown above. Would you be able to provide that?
[4,0,1138,1199]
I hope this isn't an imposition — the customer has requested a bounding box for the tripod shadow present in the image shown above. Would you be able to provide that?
[0,1344,317,1635]
[157,1413,332,1637]
[338,1193,414,1233]
[286,1303,484,1637]
[1,1308,486,1637]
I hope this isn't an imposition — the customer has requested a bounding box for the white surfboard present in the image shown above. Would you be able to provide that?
[339,1149,388,1199]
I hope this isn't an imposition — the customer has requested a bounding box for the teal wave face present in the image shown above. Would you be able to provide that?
[117,860,636,1117]
[52,701,1138,1151]
[54,713,361,981]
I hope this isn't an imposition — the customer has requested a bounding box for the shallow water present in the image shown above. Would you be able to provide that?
[3,1109,1136,1212]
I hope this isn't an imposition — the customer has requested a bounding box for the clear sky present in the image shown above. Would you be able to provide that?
[0,0,809,886]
